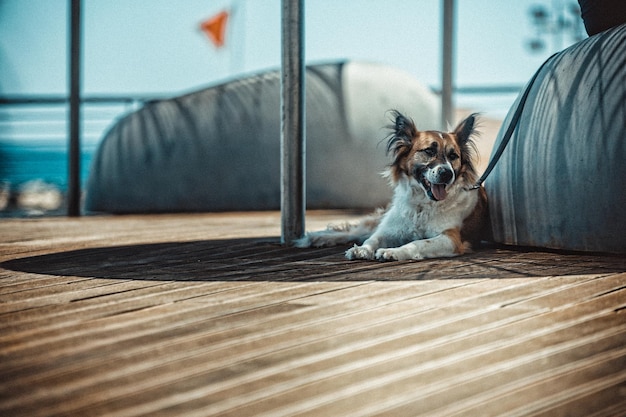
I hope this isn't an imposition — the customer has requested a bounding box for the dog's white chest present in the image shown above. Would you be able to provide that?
[383,183,476,240]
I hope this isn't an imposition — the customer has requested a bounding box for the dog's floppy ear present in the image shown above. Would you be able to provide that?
[386,110,417,158]
[385,110,418,181]
[453,113,478,145]
[453,113,480,176]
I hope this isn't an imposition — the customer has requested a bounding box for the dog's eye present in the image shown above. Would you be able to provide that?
[422,148,436,157]
[448,152,459,161]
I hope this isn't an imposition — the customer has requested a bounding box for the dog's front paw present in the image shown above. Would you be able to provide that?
[375,247,416,261]
[375,248,399,261]
[345,244,374,260]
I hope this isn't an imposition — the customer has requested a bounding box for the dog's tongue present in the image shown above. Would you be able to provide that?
[432,184,447,201]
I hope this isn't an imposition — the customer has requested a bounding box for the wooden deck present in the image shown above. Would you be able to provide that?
[1,211,625,416]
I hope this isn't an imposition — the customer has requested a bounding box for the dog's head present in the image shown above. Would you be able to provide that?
[386,111,478,201]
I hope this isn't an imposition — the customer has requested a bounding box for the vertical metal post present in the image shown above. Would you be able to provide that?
[441,0,455,129]
[68,0,81,216]
[280,0,305,245]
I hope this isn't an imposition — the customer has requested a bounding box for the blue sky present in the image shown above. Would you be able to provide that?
[1,0,585,99]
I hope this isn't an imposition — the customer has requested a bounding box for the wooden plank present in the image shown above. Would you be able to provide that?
[0,213,624,417]
[0,281,357,359]
[2,277,623,416]
[202,293,625,417]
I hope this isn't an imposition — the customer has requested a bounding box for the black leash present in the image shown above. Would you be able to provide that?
[469,53,557,190]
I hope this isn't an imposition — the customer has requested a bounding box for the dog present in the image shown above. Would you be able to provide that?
[295,111,488,261]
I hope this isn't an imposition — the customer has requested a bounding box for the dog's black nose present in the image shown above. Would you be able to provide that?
[436,166,453,183]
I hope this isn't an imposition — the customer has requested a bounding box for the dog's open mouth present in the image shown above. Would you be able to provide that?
[421,178,448,201]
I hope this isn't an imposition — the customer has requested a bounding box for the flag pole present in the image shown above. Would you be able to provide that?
[280,0,305,245]
[229,0,246,74]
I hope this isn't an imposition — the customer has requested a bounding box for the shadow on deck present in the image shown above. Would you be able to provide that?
[3,238,625,282]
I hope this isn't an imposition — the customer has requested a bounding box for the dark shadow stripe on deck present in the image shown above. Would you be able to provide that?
[1,238,625,283]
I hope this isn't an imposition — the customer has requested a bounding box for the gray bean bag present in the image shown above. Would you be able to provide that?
[487,23,626,252]
[85,61,439,213]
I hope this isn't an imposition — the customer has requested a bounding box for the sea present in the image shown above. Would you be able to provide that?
[0,140,95,189]
[0,102,132,216]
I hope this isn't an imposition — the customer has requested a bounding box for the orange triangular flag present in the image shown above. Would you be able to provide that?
[200,11,229,48]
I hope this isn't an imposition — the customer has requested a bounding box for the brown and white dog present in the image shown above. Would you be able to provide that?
[295,111,488,261]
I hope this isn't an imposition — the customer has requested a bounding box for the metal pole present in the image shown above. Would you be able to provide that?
[68,0,81,216]
[441,0,455,129]
[280,0,305,245]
